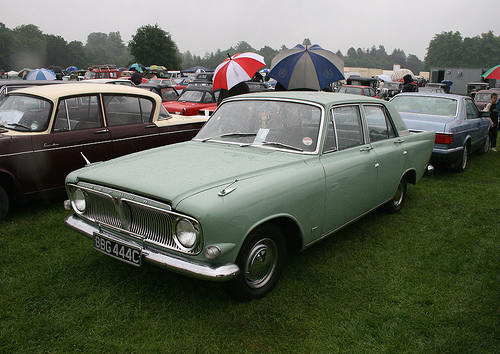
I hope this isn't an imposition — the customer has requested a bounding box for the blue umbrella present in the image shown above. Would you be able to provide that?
[269,39,344,90]
[66,66,78,72]
[26,68,57,80]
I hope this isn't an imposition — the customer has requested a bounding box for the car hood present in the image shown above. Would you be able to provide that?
[67,141,307,208]
[398,112,456,132]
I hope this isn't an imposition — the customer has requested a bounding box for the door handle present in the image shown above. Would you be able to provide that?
[94,129,109,134]
[145,124,157,129]
[394,139,405,144]
[360,146,373,152]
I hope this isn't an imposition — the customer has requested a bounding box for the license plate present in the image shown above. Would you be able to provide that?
[94,233,142,266]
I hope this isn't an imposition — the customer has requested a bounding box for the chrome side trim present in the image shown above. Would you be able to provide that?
[64,214,239,281]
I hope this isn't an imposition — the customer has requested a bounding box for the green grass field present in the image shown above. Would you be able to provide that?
[1,149,499,353]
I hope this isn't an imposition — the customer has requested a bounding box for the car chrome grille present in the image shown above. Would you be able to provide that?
[68,182,201,254]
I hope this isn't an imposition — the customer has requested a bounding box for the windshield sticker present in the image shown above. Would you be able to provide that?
[302,137,313,146]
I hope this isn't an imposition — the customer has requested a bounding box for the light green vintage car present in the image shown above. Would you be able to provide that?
[64,91,435,301]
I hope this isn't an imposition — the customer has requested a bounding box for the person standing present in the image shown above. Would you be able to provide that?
[485,92,498,152]
[402,74,417,92]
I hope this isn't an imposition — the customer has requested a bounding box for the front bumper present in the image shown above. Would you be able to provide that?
[64,214,240,282]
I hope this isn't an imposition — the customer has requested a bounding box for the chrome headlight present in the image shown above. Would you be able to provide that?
[174,218,200,250]
[71,188,86,213]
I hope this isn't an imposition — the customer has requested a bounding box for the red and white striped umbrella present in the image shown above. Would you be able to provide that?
[213,52,266,91]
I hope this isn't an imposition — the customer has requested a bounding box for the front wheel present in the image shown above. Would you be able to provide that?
[383,176,407,214]
[223,224,286,302]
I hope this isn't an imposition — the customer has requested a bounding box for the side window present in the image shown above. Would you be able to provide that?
[103,95,154,126]
[54,95,102,132]
[364,105,396,142]
[332,105,364,150]
[465,99,480,119]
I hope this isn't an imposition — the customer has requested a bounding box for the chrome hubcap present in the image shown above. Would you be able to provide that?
[244,238,278,289]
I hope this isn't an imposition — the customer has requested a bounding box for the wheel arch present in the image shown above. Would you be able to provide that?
[244,215,303,255]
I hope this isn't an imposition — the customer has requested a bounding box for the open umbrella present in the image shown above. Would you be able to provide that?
[66,66,78,72]
[482,65,500,80]
[213,52,266,91]
[391,69,414,82]
[269,39,344,90]
[128,63,146,72]
[26,68,56,80]
[149,65,167,71]
[378,74,392,82]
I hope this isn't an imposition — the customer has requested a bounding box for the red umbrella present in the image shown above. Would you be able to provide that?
[213,52,266,91]
[482,65,500,80]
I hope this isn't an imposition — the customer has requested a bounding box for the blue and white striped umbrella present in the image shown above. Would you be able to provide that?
[26,68,57,80]
[269,41,344,90]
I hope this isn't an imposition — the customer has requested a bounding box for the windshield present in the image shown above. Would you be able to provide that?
[474,93,491,102]
[391,95,457,117]
[194,99,322,153]
[0,94,52,131]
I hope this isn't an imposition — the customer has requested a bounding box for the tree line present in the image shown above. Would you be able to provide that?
[0,23,498,75]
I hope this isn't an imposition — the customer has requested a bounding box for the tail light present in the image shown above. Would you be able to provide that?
[435,133,453,145]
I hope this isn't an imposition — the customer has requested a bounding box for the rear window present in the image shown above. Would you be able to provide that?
[391,95,457,117]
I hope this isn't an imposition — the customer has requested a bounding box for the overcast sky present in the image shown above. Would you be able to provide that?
[3,0,500,62]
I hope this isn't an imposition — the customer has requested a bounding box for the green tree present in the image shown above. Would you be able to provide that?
[0,23,13,70]
[45,34,68,67]
[11,24,46,69]
[128,24,181,70]
[66,40,88,69]
[424,31,463,69]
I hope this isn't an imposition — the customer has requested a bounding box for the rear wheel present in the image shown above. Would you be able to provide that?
[452,144,469,172]
[383,176,407,214]
[0,185,10,222]
[478,134,490,154]
[223,224,286,302]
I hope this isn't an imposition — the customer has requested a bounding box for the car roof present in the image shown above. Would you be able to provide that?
[476,88,500,94]
[10,83,161,102]
[393,92,464,100]
[226,90,383,106]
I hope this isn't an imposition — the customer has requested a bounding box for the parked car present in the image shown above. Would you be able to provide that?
[64,91,435,301]
[80,78,137,87]
[163,85,218,115]
[380,82,403,99]
[0,79,67,101]
[418,86,444,94]
[83,64,121,79]
[390,92,490,171]
[138,82,180,102]
[145,78,177,87]
[337,85,379,98]
[473,88,500,110]
[0,83,208,220]
[466,82,489,98]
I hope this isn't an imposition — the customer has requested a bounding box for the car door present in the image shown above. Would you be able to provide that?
[363,104,406,201]
[102,94,160,157]
[30,94,113,193]
[464,98,489,150]
[320,104,379,235]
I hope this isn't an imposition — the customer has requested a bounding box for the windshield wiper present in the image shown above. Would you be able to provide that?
[7,122,31,130]
[201,132,257,142]
[261,141,304,152]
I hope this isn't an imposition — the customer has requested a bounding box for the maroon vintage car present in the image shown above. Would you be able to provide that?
[0,83,208,220]
[162,85,218,116]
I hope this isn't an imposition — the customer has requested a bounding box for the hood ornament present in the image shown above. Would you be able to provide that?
[218,179,238,197]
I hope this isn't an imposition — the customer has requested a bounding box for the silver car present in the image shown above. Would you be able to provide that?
[391,92,490,171]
